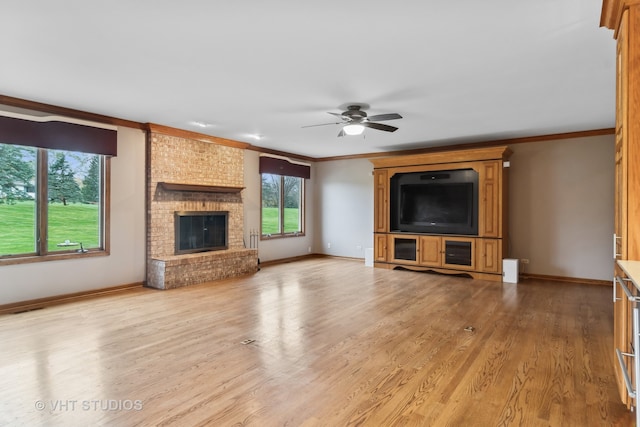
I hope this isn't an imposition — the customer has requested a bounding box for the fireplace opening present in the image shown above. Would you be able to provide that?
[174,211,228,255]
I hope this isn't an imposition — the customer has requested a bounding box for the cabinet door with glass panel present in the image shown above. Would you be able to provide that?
[389,235,420,265]
[441,237,476,271]
[389,234,476,271]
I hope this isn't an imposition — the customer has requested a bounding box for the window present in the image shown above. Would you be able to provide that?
[261,173,304,237]
[0,143,108,261]
[0,113,116,265]
[259,155,309,239]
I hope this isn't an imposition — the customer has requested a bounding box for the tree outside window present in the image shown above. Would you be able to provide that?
[261,173,304,237]
[0,143,36,204]
[0,143,106,258]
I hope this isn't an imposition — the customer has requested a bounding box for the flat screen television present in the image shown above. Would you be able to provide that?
[390,169,478,235]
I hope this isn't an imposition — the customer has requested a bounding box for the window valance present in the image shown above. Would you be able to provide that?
[259,155,310,179]
[0,113,117,156]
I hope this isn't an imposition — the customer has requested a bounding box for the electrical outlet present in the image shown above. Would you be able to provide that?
[356,245,362,250]
[327,242,331,249]
[521,259,530,264]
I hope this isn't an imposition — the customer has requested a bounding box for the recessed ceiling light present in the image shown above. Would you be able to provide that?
[247,134,263,140]
[190,121,214,128]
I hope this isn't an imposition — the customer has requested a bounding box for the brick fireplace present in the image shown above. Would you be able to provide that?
[145,126,258,289]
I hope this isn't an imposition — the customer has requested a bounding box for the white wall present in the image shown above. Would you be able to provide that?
[243,150,315,263]
[314,158,374,258]
[508,135,614,280]
[0,126,147,305]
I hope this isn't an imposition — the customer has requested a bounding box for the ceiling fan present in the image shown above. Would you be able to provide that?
[303,104,402,137]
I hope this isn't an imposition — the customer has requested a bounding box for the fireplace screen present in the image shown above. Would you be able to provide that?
[174,211,228,254]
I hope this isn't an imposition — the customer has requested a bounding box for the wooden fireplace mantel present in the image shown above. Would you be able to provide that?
[158,182,245,193]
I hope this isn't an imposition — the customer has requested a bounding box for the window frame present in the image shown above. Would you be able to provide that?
[260,173,306,240]
[0,146,110,266]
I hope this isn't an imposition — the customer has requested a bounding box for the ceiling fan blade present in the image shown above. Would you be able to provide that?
[367,113,403,122]
[363,122,398,132]
[301,121,342,128]
[327,112,344,118]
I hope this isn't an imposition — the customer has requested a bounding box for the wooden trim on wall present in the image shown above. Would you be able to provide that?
[258,253,330,267]
[0,262,609,314]
[246,144,316,163]
[315,128,615,162]
[0,94,144,130]
[521,273,611,286]
[261,256,612,287]
[1,94,615,163]
[0,282,146,315]
[601,0,640,33]
[602,0,623,30]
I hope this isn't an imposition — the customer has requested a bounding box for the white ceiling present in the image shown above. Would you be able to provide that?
[0,1,616,159]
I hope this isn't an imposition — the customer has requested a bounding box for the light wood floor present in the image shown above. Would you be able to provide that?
[0,258,633,426]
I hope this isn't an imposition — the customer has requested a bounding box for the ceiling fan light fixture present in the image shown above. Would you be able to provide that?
[343,124,365,136]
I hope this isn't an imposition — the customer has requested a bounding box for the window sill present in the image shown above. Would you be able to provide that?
[0,249,109,266]
[261,232,306,240]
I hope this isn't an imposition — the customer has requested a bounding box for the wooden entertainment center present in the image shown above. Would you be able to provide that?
[370,146,512,281]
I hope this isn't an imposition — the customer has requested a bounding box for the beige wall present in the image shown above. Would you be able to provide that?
[314,158,374,258]
[311,135,615,281]
[508,134,614,281]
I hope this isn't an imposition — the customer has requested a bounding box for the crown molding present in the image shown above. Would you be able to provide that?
[314,128,615,162]
[601,0,640,36]
[0,94,143,129]
[1,94,615,163]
